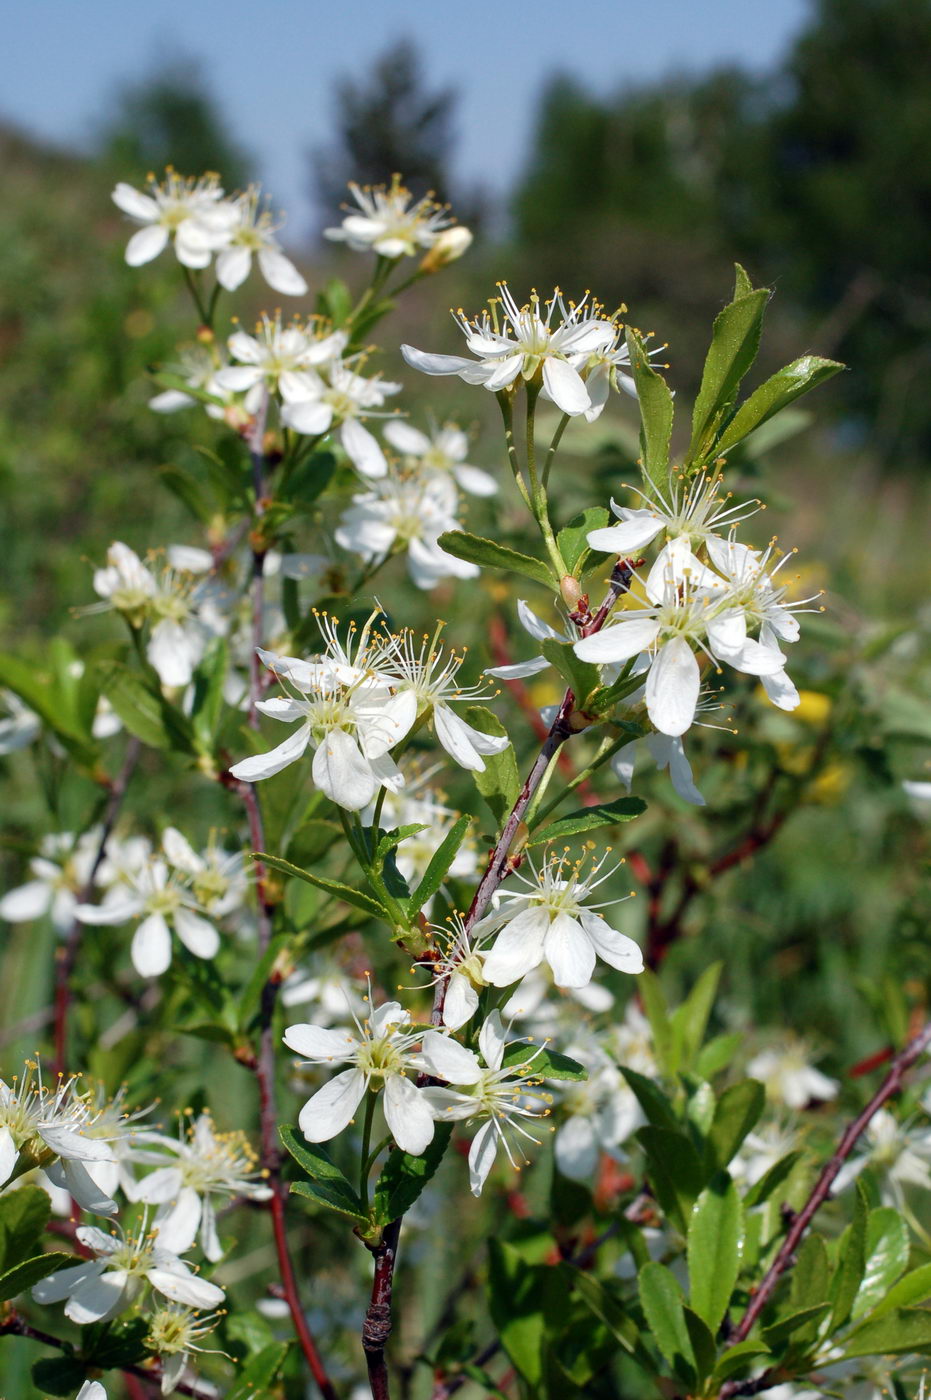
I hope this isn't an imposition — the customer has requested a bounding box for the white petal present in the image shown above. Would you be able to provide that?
[161,827,201,875]
[729,637,787,676]
[0,1126,17,1185]
[153,1187,202,1255]
[483,907,550,987]
[647,734,705,806]
[541,357,591,416]
[544,912,596,988]
[282,1023,358,1062]
[174,908,219,960]
[147,619,203,688]
[707,609,748,662]
[32,1261,102,1305]
[479,1010,507,1071]
[282,399,334,435]
[59,1158,119,1215]
[555,1116,599,1180]
[383,1075,435,1155]
[355,689,419,758]
[468,1120,499,1195]
[578,911,644,974]
[340,419,387,479]
[645,637,700,737]
[132,913,173,977]
[134,1166,184,1204]
[452,463,498,496]
[761,668,800,711]
[215,244,252,290]
[258,247,308,296]
[74,895,141,926]
[442,974,480,1031]
[312,729,377,810]
[229,723,311,782]
[298,1068,367,1142]
[574,617,661,664]
[112,183,159,219]
[383,420,431,455]
[419,1031,481,1084]
[148,1264,224,1310]
[0,880,51,922]
[66,1268,133,1324]
[401,345,478,377]
[38,1125,114,1161]
[484,656,550,679]
[125,225,169,266]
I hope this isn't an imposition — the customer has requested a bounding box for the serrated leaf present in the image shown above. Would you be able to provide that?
[407,815,471,917]
[463,705,519,827]
[437,530,556,588]
[280,1124,369,1224]
[638,1127,705,1232]
[703,1079,765,1174]
[256,853,387,920]
[869,1261,931,1319]
[557,507,611,575]
[744,1151,805,1209]
[688,278,770,467]
[626,327,674,492]
[372,1126,452,1226]
[569,1269,651,1366]
[670,961,722,1070]
[715,356,844,456]
[0,1251,74,1302]
[790,1232,831,1313]
[97,662,196,754]
[829,1180,869,1331]
[638,1261,694,1383]
[501,1042,587,1081]
[226,1341,291,1399]
[852,1207,909,1319]
[841,1308,931,1359]
[487,1240,546,1385]
[683,1305,717,1383]
[619,1067,679,1132]
[688,1172,743,1332]
[762,1303,831,1348]
[710,1340,772,1386]
[528,795,646,846]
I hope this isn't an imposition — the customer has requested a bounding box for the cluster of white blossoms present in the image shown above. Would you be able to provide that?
[229,613,509,805]
[324,175,472,264]
[112,170,308,296]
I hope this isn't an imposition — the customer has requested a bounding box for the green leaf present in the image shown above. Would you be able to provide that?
[569,1268,652,1366]
[0,1186,52,1270]
[528,795,646,846]
[688,274,770,467]
[0,652,98,766]
[374,824,428,865]
[703,1079,765,1174]
[683,1305,717,1384]
[190,637,229,751]
[372,1126,452,1226]
[669,961,722,1070]
[852,1207,909,1319]
[638,968,676,1076]
[868,1261,931,1319]
[619,1067,680,1133]
[715,356,844,456]
[283,450,338,507]
[638,1261,694,1383]
[83,1317,150,1367]
[158,462,212,521]
[487,1240,546,1385]
[626,327,674,492]
[695,1031,743,1079]
[790,1232,831,1313]
[237,933,291,1032]
[226,1341,291,1400]
[152,370,224,410]
[317,277,353,326]
[0,1251,74,1302]
[638,1127,705,1232]
[710,1340,772,1386]
[280,1124,369,1224]
[285,818,342,867]
[540,638,600,708]
[744,1151,805,1209]
[97,662,196,754]
[407,815,472,916]
[256,853,387,920]
[688,1172,743,1332]
[437,530,556,588]
[841,1308,931,1359]
[31,1357,86,1397]
[762,1303,831,1348]
[463,705,519,827]
[829,1180,869,1331]
[558,506,611,575]
[501,1042,587,1081]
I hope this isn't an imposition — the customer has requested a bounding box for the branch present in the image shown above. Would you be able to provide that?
[721,1017,931,1384]
[53,736,142,1074]
[362,1218,402,1400]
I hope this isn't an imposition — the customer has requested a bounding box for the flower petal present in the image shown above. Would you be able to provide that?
[312,729,377,810]
[383,1075,435,1155]
[174,908,220,960]
[544,912,596,988]
[125,225,169,266]
[542,357,591,416]
[468,1120,499,1195]
[578,911,644,974]
[574,617,661,664]
[482,907,549,987]
[418,1031,481,1084]
[401,345,479,377]
[341,418,388,479]
[132,913,173,978]
[282,1023,358,1062]
[229,723,311,782]
[645,637,700,737]
[298,1068,367,1142]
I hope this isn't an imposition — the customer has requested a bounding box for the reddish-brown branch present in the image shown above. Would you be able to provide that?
[362,1218,402,1400]
[719,1018,931,1389]
[53,736,142,1075]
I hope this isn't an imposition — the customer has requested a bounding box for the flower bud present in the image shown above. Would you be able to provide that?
[560,575,584,610]
[419,226,473,273]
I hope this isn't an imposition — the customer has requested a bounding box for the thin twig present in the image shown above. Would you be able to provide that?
[363,1218,402,1400]
[720,1018,931,1388]
[53,736,142,1075]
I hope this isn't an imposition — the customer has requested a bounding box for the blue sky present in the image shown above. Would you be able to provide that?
[6,0,810,234]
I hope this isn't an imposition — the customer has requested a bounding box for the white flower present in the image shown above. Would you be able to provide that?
[612,733,705,807]
[0,1062,120,1215]
[324,177,457,259]
[214,186,308,295]
[32,1219,224,1324]
[572,326,666,422]
[215,312,348,411]
[112,171,236,270]
[730,1119,803,1187]
[0,690,41,753]
[381,625,512,774]
[161,828,248,920]
[419,1012,552,1195]
[281,360,402,480]
[135,1112,271,1261]
[587,473,758,559]
[383,420,497,497]
[75,857,220,978]
[149,345,233,420]
[282,999,435,1155]
[606,1001,657,1079]
[0,829,101,931]
[280,966,368,1021]
[77,1384,107,1400]
[554,1038,642,1180]
[484,598,576,680]
[412,915,495,1032]
[92,543,216,688]
[474,850,643,990]
[335,469,477,585]
[227,618,411,808]
[904,780,931,817]
[747,1038,838,1109]
[402,284,617,416]
[833,1109,931,1208]
[145,1303,225,1396]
